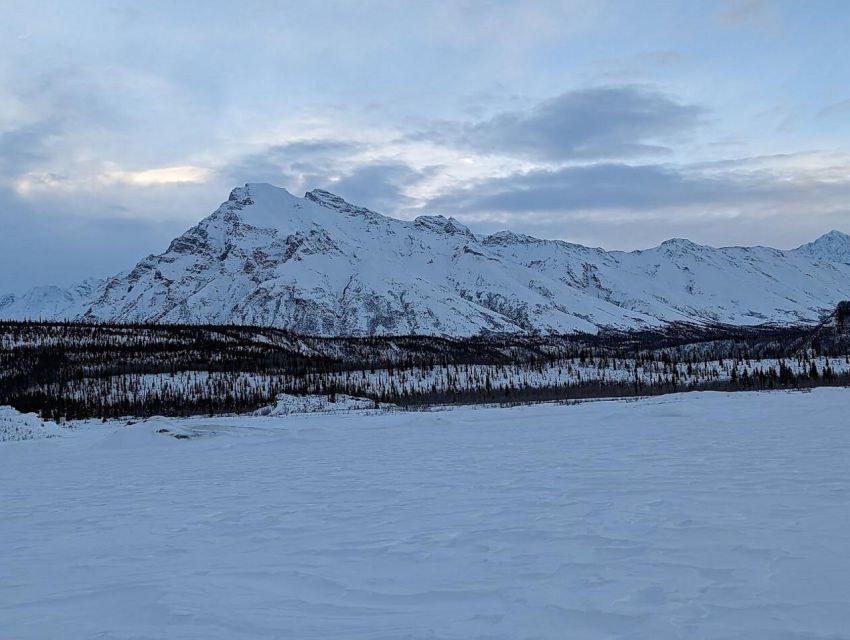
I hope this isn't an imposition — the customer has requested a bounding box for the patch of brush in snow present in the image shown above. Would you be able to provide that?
[0,406,61,442]
[254,393,388,416]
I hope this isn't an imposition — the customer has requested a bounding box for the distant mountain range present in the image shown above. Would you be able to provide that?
[3,183,850,335]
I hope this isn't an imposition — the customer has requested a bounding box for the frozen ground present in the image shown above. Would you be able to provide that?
[2,389,850,639]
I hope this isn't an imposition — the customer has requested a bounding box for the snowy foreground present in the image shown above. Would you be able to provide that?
[3,390,850,639]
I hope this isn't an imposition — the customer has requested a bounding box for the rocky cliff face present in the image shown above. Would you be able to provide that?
[3,183,850,335]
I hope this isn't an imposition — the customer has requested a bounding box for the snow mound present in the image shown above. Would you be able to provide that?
[0,406,61,443]
[89,416,209,450]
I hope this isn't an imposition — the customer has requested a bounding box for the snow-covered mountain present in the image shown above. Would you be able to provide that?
[3,183,850,335]
[0,278,104,321]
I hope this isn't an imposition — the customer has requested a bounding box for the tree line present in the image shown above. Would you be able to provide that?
[1,303,848,420]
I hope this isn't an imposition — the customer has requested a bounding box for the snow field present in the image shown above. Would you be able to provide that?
[2,389,850,638]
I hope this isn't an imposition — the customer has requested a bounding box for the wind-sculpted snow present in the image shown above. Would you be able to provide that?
[3,183,850,334]
[3,389,850,638]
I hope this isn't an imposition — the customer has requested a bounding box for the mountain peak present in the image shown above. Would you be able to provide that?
[482,230,541,246]
[659,238,701,249]
[304,188,349,208]
[814,229,850,243]
[796,229,850,261]
[413,215,474,237]
[304,189,387,222]
[227,183,300,207]
[227,184,253,205]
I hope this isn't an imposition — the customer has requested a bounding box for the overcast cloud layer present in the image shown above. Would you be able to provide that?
[2,0,850,291]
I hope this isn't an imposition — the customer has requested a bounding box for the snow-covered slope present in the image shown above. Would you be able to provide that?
[0,278,103,321]
[3,183,850,335]
[485,232,850,326]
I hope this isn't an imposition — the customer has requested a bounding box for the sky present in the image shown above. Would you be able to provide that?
[2,0,850,292]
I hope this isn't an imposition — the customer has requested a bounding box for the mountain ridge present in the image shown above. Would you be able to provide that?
[2,182,850,335]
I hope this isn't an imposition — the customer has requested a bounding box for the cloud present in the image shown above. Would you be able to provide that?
[0,1,846,280]
[716,0,779,30]
[426,164,742,214]
[420,86,702,162]
[818,98,850,120]
[0,186,187,293]
[425,158,850,223]
[11,165,214,196]
[223,141,438,214]
[224,140,367,191]
[321,161,439,213]
[0,63,217,200]
[0,120,61,175]
[102,165,212,186]
[419,158,850,250]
